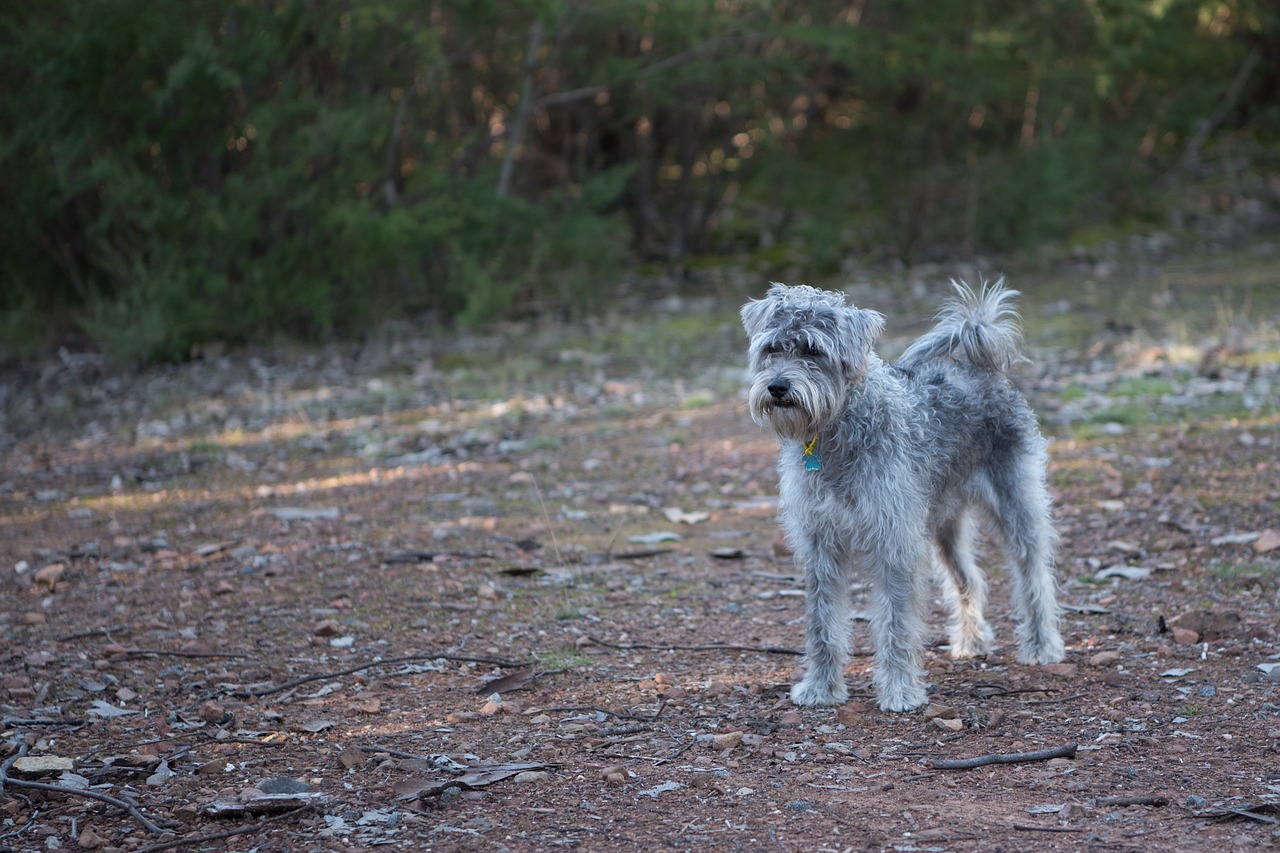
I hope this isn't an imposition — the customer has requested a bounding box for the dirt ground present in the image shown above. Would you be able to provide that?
[2,270,1280,852]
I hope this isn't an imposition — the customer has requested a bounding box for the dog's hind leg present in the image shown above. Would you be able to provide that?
[980,445,1065,665]
[935,510,994,659]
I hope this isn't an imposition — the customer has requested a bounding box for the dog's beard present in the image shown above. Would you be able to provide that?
[747,369,842,442]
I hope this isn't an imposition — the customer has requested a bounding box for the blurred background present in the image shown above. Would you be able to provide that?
[2,0,1277,363]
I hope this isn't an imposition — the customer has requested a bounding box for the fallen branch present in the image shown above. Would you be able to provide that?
[586,635,802,656]
[116,649,253,660]
[134,806,310,853]
[1097,795,1168,807]
[236,651,533,698]
[1011,824,1084,833]
[56,625,130,642]
[928,742,1077,770]
[1,777,172,837]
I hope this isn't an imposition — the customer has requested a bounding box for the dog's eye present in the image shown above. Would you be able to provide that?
[762,343,782,356]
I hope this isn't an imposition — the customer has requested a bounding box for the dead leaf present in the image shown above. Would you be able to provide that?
[628,531,681,545]
[394,763,554,799]
[1096,565,1152,581]
[662,507,710,524]
[86,700,136,719]
[294,718,337,733]
[193,540,239,557]
[1210,532,1259,546]
[475,668,536,695]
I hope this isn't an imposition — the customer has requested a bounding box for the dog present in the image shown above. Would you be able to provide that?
[741,280,1064,712]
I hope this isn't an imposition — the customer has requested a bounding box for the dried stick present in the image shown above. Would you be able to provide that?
[586,635,802,656]
[115,649,253,660]
[1011,824,1084,833]
[1,777,172,836]
[237,652,533,698]
[134,806,309,853]
[928,742,1077,770]
[1097,795,1168,807]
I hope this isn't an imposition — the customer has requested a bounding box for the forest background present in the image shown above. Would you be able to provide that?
[2,0,1277,363]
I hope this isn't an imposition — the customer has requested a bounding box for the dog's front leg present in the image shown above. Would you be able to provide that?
[868,542,931,712]
[789,540,851,707]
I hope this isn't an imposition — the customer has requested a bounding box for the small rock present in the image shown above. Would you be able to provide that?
[1171,627,1199,645]
[704,680,733,696]
[339,746,367,771]
[600,765,632,785]
[778,710,802,726]
[11,756,76,776]
[932,717,964,732]
[1255,529,1280,554]
[312,619,342,637]
[258,777,311,794]
[1088,651,1121,667]
[199,701,227,723]
[512,771,550,783]
[923,703,959,720]
[77,827,106,850]
[1058,802,1086,819]
[1168,609,1240,642]
[34,562,66,589]
[1041,663,1078,677]
[709,731,744,750]
[835,702,871,725]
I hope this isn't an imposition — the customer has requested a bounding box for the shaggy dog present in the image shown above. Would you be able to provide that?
[741,281,1064,711]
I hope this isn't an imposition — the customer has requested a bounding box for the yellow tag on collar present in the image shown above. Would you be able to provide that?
[802,436,821,471]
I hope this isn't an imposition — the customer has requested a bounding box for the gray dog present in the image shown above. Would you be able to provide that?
[741,280,1064,712]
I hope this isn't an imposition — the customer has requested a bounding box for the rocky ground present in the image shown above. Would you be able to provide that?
[2,258,1279,852]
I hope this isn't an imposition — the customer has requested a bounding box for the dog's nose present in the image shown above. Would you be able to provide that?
[767,380,790,399]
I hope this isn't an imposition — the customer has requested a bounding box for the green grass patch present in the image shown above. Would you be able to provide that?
[1109,377,1177,398]
[535,646,594,672]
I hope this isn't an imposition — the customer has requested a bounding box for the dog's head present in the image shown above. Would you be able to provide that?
[741,283,884,440]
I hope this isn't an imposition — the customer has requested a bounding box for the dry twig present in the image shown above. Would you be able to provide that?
[586,635,802,656]
[0,765,173,838]
[133,806,310,852]
[928,742,1077,770]
[237,651,534,698]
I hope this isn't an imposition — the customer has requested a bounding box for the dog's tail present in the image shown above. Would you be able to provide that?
[898,279,1025,373]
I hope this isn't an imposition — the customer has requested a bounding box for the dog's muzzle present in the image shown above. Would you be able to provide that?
[767,378,794,406]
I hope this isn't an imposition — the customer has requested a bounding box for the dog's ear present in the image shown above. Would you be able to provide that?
[837,306,885,381]
[740,292,777,338]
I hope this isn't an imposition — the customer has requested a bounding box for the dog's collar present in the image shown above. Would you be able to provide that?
[802,436,821,471]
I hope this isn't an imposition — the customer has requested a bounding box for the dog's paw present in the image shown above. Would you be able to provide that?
[875,683,928,713]
[1017,634,1065,665]
[789,678,848,707]
[948,624,994,660]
